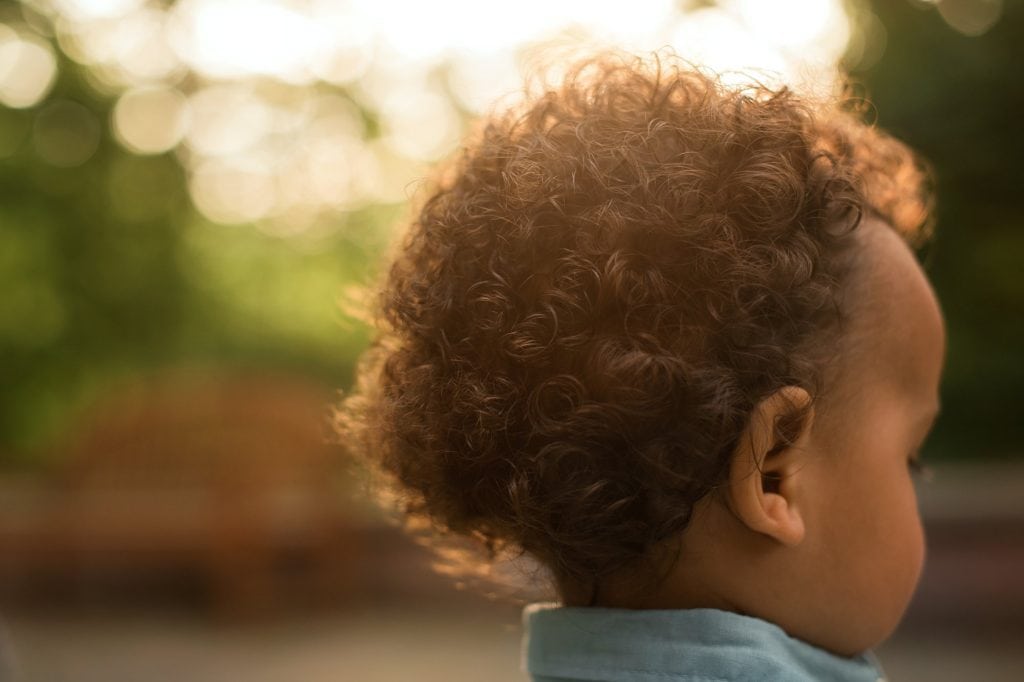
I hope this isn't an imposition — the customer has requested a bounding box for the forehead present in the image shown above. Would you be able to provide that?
[830,219,945,414]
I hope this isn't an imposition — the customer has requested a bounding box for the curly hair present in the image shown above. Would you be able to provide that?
[337,51,931,604]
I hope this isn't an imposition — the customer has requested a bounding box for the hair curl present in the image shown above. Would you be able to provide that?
[337,52,931,604]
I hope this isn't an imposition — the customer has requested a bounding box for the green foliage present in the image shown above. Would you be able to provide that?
[0,0,1020,465]
[857,0,1024,458]
[0,51,396,465]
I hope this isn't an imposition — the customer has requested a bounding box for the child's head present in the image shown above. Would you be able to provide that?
[339,52,942,656]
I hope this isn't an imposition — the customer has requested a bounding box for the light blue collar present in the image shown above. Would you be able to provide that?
[522,603,886,682]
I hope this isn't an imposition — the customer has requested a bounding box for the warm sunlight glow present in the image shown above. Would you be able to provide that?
[730,0,847,51]
[36,0,857,227]
[51,0,145,22]
[0,25,58,108]
[189,157,276,224]
[113,86,189,154]
[380,89,462,161]
[184,84,270,158]
[168,0,319,82]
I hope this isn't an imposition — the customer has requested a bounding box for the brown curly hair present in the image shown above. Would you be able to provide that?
[337,51,931,605]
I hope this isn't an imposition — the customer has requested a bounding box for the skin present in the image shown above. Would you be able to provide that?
[598,218,946,656]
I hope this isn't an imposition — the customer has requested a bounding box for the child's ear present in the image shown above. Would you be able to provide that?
[726,386,814,547]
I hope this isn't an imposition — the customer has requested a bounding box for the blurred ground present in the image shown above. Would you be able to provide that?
[1,460,1022,682]
[3,604,1023,682]
[3,606,527,682]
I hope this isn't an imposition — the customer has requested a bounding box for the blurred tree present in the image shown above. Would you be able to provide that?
[857,0,1024,458]
[0,47,190,460]
[0,17,389,465]
[0,0,1020,466]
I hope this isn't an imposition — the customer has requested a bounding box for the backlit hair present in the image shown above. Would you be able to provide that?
[337,51,931,603]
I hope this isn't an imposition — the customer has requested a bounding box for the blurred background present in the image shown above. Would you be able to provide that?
[0,0,1020,680]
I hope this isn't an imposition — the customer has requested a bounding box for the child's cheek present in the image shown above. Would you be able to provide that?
[881,475,927,629]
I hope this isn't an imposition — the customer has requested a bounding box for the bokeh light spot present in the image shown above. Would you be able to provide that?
[36,0,864,225]
[113,86,189,154]
[447,52,522,113]
[189,158,277,224]
[380,89,462,161]
[0,25,58,109]
[168,0,318,82]
[52,0,145,22]
[185,84,271,158]
[32,99,101,167]
[729,0,848,51]
[935,0,1003,37]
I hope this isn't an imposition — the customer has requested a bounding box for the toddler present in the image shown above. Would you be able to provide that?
[338,51,944,681]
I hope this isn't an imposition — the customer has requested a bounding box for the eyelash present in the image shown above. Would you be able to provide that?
[908,454,934,481]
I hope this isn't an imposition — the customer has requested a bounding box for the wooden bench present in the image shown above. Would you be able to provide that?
[0,372,365,615]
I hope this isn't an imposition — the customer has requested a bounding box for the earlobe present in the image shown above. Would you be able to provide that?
[726,386,813,547]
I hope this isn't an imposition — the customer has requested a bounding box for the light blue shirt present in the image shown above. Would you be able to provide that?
[522,603,887,682]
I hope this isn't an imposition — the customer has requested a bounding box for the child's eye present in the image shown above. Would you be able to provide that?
[908,455,934,482]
